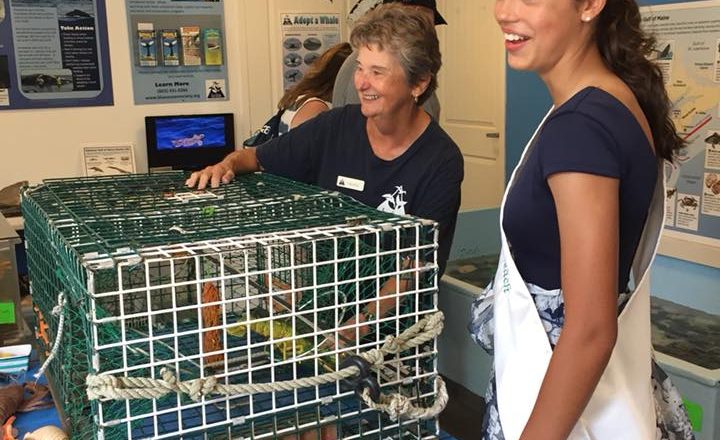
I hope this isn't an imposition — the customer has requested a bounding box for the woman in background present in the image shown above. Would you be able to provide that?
[277,42,352,134]
[470,0,695,437]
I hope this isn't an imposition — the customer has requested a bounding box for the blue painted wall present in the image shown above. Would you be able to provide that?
[501,0,719,314]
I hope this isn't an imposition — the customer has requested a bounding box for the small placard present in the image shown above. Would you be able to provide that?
[83,144,136,177]
[0,302,16,324]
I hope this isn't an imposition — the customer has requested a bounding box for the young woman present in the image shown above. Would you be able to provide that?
[470,0,695,438]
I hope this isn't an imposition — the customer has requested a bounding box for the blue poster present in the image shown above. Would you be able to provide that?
[0,0,113,110]
[125,0,229,105]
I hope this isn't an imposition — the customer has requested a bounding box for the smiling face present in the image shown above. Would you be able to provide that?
[354,44,424,120]
[495,0,596,75]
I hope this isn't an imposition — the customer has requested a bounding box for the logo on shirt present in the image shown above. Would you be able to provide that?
[377,186,407,215]
[337,175,365,191]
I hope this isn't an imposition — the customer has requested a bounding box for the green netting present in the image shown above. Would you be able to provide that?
[22,172,440,439]
[25,171,410,258]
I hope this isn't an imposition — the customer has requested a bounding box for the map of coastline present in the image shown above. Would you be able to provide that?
[643,2,720,242]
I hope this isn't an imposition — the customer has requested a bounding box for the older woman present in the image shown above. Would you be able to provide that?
[333,0,446,120]
[187,3,463,277]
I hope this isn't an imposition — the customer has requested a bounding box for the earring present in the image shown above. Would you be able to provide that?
[582,15,592,22]
[413,95,419,104]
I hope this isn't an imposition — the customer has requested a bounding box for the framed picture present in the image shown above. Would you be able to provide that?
[82,143,136,177]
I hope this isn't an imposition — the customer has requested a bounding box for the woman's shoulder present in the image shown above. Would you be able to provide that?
[328,104,368,129]
[549,87,645,138]
[422,120,464,164]
[426,119,461,148]
[537,87,655,178]
[293,105,366,143]
[303,104,360,125]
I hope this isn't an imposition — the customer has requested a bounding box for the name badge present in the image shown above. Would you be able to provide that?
[336,175,365,192]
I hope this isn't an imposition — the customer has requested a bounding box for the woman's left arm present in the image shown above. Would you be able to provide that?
[520,171,620,440]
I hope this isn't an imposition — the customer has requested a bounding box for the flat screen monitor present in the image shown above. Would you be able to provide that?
[146,113,235,171]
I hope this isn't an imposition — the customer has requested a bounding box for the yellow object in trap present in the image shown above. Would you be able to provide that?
[227,318,317,361]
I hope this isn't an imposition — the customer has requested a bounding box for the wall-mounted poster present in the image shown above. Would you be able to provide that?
[280,13,341,91]
[0,0,113,110]
[125,0,229,105]
[641,0,720,251]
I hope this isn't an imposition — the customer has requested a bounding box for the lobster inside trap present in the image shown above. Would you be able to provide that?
[22,172,445,439]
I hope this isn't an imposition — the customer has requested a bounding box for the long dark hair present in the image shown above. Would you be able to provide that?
[278,42,352,110]
[595,0,684,161]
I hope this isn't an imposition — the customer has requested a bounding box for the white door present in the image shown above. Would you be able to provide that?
[436,0,506,210]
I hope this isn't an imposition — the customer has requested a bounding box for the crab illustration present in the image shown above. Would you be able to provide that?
[705,132,720,148]
[706,174,719,189]
[679,196,698,208]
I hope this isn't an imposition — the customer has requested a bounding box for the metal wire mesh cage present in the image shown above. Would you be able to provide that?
[22,172,445,439]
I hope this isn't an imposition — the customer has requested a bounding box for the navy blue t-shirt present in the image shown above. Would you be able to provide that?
[503,87,657,291]
[256,104,464,274]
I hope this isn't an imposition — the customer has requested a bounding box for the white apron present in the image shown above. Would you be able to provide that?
[493,109,664,440]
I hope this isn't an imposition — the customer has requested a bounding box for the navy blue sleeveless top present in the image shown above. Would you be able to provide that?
[503,87,657,291]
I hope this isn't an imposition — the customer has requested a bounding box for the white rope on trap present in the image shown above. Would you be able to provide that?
[34,292,67,381]
[86,311,448,421]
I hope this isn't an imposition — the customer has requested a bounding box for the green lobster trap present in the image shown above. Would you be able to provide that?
[22,172,447,439]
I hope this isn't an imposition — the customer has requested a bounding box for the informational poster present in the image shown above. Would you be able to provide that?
[125,0,229,105]
[642,0,720,246]
[280,13,341,91]
[0,0,113,110]
[82,144,135,177]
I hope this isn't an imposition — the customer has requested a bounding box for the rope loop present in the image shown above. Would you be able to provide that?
[85,311,448,419]
[361,376,449,421]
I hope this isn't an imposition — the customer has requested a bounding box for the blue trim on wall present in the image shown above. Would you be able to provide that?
[504,69,551,183]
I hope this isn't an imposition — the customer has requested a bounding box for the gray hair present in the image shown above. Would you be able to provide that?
[350,3,441,105]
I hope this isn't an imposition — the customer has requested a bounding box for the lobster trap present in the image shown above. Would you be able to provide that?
[21,172,445,439]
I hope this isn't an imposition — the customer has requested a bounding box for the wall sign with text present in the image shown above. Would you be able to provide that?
[280,13,340,91]
[0,0,113,110]
[125,0,229,105]
[641,0,720,264]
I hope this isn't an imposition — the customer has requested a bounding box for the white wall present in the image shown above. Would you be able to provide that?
[0,0,347,190]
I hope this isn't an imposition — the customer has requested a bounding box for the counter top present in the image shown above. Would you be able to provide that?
[0,213,20,243]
